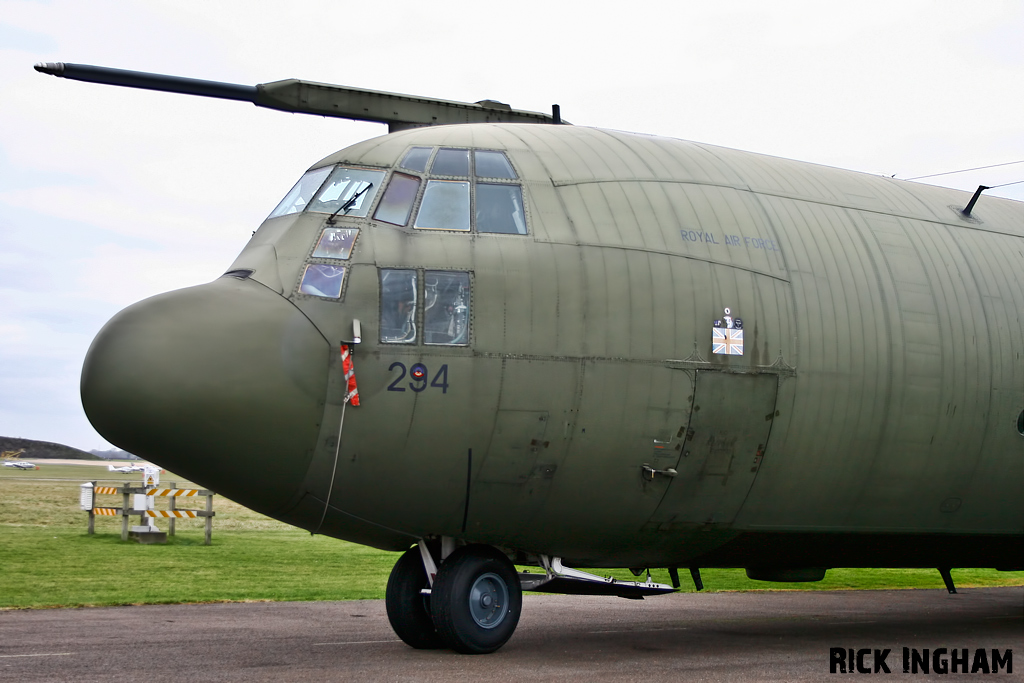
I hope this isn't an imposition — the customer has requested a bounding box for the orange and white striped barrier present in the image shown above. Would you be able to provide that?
[92,507,120,516]
[143,509,200,519]
[94,486,119,495]
[146,488,200,497]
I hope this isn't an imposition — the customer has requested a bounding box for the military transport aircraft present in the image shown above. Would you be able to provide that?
[37,62,1023,655]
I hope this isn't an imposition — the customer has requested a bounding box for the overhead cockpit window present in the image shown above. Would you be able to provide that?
[474,150,517,179]
[267,167,331,219]
[306,167,385,217]
[374,173,421,226]
[424,271,470,346]
[476,184,526,234]
[415,180,471,231]
[390,147,528,235]
[400,147,433,173]
[299,264,346,298]
[430,148,470,177]
[312,227,359,260]
[380,269,418,343]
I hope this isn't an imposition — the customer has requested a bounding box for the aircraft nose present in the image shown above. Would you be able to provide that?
[81,277,329,514]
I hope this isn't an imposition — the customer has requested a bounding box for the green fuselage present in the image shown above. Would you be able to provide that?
[81,124,1024,570]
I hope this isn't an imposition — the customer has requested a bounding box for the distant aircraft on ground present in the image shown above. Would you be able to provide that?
[36,62,1023,655]
[107,464,146,473]
[3,461,38,469]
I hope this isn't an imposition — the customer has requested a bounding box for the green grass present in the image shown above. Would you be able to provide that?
[2,463,1021,609]
[0,527,398,607]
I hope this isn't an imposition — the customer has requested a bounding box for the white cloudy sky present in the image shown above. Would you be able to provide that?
[1,0,1021,451]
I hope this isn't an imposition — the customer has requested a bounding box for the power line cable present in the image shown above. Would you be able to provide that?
[905,160,1024,180]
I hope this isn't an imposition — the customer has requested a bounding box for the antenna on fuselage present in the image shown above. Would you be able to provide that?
[960,184,990,217]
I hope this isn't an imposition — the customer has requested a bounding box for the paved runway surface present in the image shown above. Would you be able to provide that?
[2,588,1020,681]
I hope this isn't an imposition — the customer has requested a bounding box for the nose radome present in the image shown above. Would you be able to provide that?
[81,277,329,514]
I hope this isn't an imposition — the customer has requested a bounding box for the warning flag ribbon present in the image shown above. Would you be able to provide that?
[340,344,360,406]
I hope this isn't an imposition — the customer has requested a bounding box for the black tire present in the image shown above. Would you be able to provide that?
[430,544,522,654]
[385,546,442,649]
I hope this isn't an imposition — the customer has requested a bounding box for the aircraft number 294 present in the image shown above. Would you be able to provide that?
[388,362,449,394]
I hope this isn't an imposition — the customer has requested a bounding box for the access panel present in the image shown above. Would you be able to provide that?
[649,370,778,529]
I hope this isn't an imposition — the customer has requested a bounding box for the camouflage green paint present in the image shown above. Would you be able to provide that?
[84,124,1024,569]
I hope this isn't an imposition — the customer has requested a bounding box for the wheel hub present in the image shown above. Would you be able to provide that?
[468,572,507,629]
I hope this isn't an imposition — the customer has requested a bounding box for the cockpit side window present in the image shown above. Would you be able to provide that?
[476,184,526,234]
[423,271,470,346]
[267,167,331,219]
[312,227,359,259]
[307,168,386,217]
[299,264,346,299]
[380,269,418,343]
[374,173,421,226]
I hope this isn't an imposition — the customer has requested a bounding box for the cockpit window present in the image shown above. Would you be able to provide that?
[312,227,359,260]
[299,264,346,298]
[267,167,331,219]
[424,271,470,345]
[430,148,470,177]
[380,147,528,235]
[374,173,421,226]
[476,184,526,234]
[415,180,471,231]
[306,167,385,217]
[400,147,433,173]
[380,269,418,343]
[474,150,517,179]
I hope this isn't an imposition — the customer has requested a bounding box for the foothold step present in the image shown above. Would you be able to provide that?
[518,556,677,599]
[520,574,675,599]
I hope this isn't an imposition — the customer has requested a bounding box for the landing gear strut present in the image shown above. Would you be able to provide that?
[385,543,522,654]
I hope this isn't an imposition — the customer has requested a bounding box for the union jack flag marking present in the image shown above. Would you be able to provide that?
[712,328,744,355]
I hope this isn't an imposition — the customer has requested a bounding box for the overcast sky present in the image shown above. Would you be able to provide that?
[1,0,1021,451]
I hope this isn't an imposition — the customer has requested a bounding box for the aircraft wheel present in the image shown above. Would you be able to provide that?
[430,544,522,654]
[385,546,442,649]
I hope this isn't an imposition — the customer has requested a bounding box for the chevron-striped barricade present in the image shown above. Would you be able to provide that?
[144,509,200,518]
[80,481,215,544]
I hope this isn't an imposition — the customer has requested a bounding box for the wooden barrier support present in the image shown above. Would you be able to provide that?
[121,488,130,541]
[85,483,216,545]
[169,481,176,537]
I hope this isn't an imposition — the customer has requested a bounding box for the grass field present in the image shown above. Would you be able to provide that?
[2,462,1021,609]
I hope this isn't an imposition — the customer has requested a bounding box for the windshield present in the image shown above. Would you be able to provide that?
[306,167,386,217]
[267,167,331,219]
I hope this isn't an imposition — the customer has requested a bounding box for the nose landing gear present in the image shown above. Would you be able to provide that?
[385,543,522,654]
